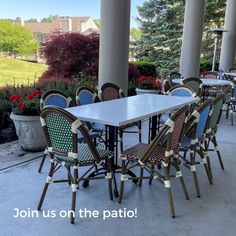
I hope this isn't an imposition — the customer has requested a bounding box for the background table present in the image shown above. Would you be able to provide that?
[173,78,233,86]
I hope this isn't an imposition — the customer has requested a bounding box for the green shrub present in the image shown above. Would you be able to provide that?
[200,60,219,72]
[133,61,157,77]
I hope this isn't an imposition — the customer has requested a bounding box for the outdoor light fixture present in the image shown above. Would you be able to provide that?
[209,28,228,72]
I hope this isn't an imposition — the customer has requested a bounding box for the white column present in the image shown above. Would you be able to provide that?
[98,0,131,95]
[180,0,205,78]
[219,0,236,71]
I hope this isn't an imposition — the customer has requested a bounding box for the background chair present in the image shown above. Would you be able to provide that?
[169,72,182,86]
[200,71,218,80]
[118,105,190,218]
[38,106,113,224]
[100,83,142,152]
[182,77,203,97]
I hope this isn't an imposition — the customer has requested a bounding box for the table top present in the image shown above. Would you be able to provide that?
[173,78,233,86]
[66,94,199,127]
[223,72,236,77]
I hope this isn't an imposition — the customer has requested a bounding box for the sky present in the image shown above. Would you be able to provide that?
[0,0,145,27]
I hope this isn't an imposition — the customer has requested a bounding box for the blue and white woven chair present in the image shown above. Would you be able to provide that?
[180,99,213,197]
[38,106,113,224]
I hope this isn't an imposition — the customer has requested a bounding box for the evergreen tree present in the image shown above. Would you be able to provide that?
[136,0,185,73]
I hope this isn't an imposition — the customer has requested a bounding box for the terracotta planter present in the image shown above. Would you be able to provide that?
[10,113,46,151]
[135,88,160,95]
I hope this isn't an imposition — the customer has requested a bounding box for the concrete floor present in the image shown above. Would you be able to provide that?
[0,113,235,236]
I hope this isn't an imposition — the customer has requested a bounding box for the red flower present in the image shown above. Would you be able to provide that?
[9,94,19,101]
[26,94,35,100]
[32,90,41,95]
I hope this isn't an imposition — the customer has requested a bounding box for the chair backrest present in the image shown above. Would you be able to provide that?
[169,72,182,86]
[40,106,101,163]
[163,78,172,93]
[40,89,73,110]
[229,68,236,73]
[201,71,218,80]
[167,85,196,97]
[185,99,213,140]
[140,105,189,162]
[100,83,124,101]
[183,77,203,97]
[76,86,100,106]
[207,94,225,132]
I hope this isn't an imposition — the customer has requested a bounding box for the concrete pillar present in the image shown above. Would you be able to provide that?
[98,0,131,95]
[180,0,205,78]
[219,0,236,71]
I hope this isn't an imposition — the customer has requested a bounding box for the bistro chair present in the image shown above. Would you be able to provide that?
[200,71,219,99]
[38,89,73,173]
[179,99,213,197]
[169,72,182,86]
[163,78,172,93]
[76,86,105,132]
[148,85,196,144]
[100,83,142,151]
[38,89,100,173]
[204,93,226,178]
[118,105,190,218]
[37,106,113,224]
[182,77,203,97]
[225,83,236,125]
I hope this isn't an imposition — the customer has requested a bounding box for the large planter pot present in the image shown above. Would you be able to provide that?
[10,113,46,151]
[135,88,160,95]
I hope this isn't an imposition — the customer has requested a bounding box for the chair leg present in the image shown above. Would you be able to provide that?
[190,149,201,198]
[163,162,175,218]
[204,139,212,179]
[70,165,78,224]
[138,120,142,143]
[38,149,48,173]
[118,159,126,203]
[149,165,154,185]
[212,135,224,170]
[173,156,189,200]
[139,167,144,187]
[199,146,213,185]
[107,159,113,201]
[38,159,54,210]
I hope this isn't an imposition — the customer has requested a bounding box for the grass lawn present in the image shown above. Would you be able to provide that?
[0,56,47,87]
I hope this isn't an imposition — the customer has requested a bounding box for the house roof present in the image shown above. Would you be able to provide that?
[24,16,92,34]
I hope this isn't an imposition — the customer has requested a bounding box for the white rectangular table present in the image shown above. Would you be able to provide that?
[66,94,199,128]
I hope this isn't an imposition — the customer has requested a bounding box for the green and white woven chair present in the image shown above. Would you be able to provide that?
[204,93,226,178]
[37,106,113,224]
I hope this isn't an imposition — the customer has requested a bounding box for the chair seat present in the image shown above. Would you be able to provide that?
[77,130,100,143]
[181,136,201,149]
[91,123,106,132]
[121,143,166,164]
[55,144,113,166]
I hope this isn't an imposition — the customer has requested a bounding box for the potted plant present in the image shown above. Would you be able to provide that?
[135,76,162,95]
[9,90,46,151]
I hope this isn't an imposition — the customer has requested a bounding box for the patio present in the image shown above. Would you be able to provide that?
[0,112,235,236]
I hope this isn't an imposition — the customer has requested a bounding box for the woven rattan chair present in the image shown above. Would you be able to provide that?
[100,83,142,151]
[118,105,190,218]
[37,106,113,224]
[38,89,73,173]
[180,99,213,197]
[201,71,218,80]
[76,86,105,131]
[148,85,196,144]
[225,83,236,125]
[182,77,203,97]
[38,89,100,173]
[204,94,226,178]
[169,72,182,86]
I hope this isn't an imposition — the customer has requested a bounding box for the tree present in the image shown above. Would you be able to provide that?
[130,27,142,41]
[136,0,185,72]
[135,0,226,73]
[41,15,59,22]
[39,32,99,78]
[93,19,100,28]
[0,20,39,57]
